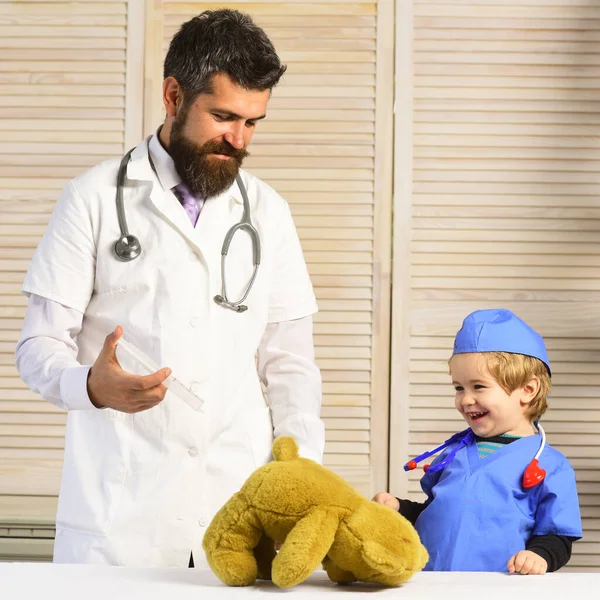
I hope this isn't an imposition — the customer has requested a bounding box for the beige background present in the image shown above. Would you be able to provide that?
[0,0,598,571]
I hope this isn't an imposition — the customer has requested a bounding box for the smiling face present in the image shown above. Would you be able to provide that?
[449,353,539,438]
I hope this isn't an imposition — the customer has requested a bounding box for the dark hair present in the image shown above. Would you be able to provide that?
[164,9,286,103]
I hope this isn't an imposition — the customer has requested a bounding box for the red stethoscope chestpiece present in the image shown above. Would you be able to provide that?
[522,458,546,489]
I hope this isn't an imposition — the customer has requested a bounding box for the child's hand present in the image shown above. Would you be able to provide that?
[508,550,548,575]
[371,492,400,512]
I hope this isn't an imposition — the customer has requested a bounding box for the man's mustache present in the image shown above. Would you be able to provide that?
[200,141,249,161]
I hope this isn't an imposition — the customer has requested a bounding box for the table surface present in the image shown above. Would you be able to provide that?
[2,563,599,600]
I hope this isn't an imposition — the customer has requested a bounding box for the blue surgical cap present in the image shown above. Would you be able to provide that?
[453,309,551,376]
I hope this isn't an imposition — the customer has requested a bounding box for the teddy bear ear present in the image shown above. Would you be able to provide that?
[360,541,405,576]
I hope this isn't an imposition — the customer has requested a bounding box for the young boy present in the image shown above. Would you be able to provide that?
[374,309,582,574]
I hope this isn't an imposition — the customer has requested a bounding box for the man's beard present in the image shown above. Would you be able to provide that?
[168,114,249,199]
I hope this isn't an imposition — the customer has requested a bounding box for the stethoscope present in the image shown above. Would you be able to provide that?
[113,147,261,313]
[404,423,547,489]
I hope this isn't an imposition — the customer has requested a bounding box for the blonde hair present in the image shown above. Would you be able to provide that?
[475,352,551,421]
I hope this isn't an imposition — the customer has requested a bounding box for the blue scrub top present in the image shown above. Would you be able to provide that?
[415,433,582,572]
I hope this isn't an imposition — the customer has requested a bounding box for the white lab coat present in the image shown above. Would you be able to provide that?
[21,137,322,566]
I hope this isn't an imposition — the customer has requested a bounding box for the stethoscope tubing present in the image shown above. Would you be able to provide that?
[113,146,261,312]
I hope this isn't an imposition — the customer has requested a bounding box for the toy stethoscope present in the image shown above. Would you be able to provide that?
[404,423,547,489]
[113,147,261,313]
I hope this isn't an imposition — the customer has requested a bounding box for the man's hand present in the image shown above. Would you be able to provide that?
[371,492,400,512]
[87,326,171,413]
[508,550,548,575]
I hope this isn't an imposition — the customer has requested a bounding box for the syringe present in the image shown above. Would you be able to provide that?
[116,337,204,411]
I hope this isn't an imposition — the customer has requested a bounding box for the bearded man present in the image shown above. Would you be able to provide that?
[16,9,324,568]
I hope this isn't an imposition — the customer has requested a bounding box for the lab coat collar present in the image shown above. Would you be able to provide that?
[148,131,181,192]
[124,137,196,245]
[126,136,154,182]
[191,173,249,264]
[125,137,246,265]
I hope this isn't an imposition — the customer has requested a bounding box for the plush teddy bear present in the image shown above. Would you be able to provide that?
[203,436,428,588]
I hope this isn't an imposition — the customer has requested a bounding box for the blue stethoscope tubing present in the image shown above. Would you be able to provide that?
[404,423,547,488]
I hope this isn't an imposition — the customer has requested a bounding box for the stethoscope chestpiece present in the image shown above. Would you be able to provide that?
[522,459,546,489]
[114,234,141,262]
[522,422,547,489]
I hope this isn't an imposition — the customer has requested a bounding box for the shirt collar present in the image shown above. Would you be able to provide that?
[148,128,181,192]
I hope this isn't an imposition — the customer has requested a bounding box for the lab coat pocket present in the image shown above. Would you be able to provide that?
[55,410,131,536]
[244,404,274,468]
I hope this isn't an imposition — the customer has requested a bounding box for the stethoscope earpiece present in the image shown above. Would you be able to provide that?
[213,295,248,313]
